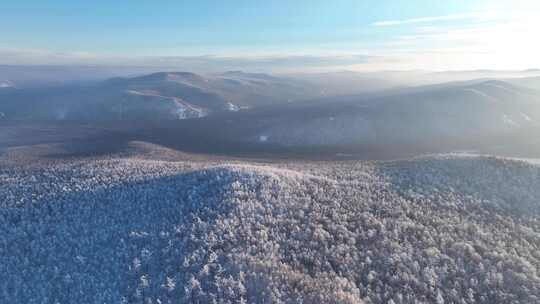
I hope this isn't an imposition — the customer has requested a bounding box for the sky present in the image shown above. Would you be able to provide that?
[1,0,540,72]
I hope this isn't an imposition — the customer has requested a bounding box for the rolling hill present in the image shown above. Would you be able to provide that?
[1,153,540,303]
[0,71,318,121]
[233,80,540,148]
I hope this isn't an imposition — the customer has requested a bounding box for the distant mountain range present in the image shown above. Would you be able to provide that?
[0,71,319,120]
[0,65,161,88]
[235,79,540,147]
[3,69,540,155]
[284,69,540,94]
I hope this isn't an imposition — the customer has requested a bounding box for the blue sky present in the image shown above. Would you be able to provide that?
[1,0,539,71]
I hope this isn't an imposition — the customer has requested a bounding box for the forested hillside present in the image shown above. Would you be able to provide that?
[1,154,539,303]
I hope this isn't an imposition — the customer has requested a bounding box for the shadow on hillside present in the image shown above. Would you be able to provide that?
[4,120,540,161]
[1,168,239,302]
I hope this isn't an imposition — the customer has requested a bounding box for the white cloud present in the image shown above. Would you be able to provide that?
[372,12,497,27]
[369,8,540,70]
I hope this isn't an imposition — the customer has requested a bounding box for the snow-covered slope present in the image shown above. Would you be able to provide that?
[0,80,15,89]
[1,156,540,303]
[246,80,540,146]
[0,71,318,121]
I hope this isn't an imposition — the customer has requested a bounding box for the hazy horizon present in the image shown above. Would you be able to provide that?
[2,0,540,72]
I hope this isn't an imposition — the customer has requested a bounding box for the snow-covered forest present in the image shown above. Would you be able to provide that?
[1,154,539,303]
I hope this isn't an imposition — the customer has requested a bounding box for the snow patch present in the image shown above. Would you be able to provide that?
[207,164,334,183]
[521,112,533,122]
[502,114,519,127]
[483,81,521,95]
[463,88,498,103]
[225,102,240,112]
[0,80,14,88]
